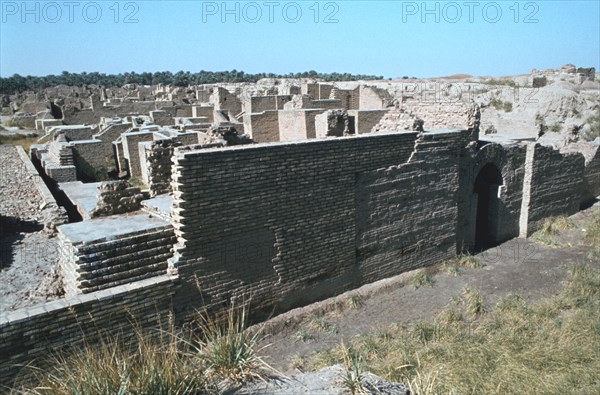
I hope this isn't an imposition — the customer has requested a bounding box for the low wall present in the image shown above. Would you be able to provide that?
[0,275,178,386]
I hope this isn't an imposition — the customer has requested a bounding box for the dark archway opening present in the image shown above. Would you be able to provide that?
[474,163,503,250]
[50,102,63,120]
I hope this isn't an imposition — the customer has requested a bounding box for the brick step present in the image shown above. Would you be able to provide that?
[76,246,174,276]
[78,259,169,288]
[76,235,176,264]
[76,227,174,254]
[80,268,170,293]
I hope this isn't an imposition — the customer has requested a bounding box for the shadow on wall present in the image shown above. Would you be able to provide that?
[473,163,504,251]
[0,214,41,270]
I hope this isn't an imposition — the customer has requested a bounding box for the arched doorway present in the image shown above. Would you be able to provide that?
[474,163,503,250]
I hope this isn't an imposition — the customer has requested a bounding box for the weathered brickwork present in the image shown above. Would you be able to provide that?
[356,132,466,282]
[0,276,177,386]
[168,131,469,320]
[581,145,600,204]
[145,140,183,197]
[58,222,175,295]
[522,144,585,235]
[90,181,144,217]
[457,141,527,249]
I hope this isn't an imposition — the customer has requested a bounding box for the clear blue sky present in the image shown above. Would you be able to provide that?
[1,0,599,78]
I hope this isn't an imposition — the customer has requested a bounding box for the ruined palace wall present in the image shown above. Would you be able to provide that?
[244,110,280,143]
[525,144,585,235]
[278,110,307,141]
[278,109,322,141]
[0,276,177,386]
[581,145,600,204]
[456,142,527,249]
[349,110,389,134]
[71,139,114,179]
[169,130,468,320]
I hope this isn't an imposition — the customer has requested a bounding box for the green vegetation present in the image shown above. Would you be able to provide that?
[582,114,600,141]
[550,123,562,133]
[309,264,600,394]
[410,270,434,289]
[1,70,385,95]
[308,315,339,335]
[485,78,518,88]
[340,343,366,395]
[585,210,600,258]
[194,305,269,383]
[490,98,513,112]
[0,133,39,152]
[345,294,365,309]
[20,327,212,394]
[456,253,486,269]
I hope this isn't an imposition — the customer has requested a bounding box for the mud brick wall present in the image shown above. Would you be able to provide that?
[146,140,182,197]
[581,146,600,205]
[355,131,466,283]
[169,130,469,321]
[456,141,527,249]
[58,224,176,295]
[523,144,585,235]
[71,140,114,179]
[122,131,155,178]
[243,110,280,143]
[0,275,177,387]
[348,110,389,134]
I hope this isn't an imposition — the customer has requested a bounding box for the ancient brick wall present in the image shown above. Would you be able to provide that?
[581,145,600,205]
[243,110,280,143]
[122,131,155,178]
[348,110,388,134]
[145,140,182,196]
[456,141,527,250]
[521,144,585,235]
[0,276,177,386]
[169,130,469,320]
[58,217,175,295]
[71,140,114,180]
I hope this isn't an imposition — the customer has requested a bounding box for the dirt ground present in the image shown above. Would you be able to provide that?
[254,204,600,373]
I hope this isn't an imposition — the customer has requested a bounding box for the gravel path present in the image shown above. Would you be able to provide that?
[0,145,61,311]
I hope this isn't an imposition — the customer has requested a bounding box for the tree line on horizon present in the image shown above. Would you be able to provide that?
[0,70,385,95]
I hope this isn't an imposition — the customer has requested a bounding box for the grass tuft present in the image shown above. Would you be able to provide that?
[307,315,339,335]
[456,253,486,269]
[194,304,270,383]
[410,270,434,289]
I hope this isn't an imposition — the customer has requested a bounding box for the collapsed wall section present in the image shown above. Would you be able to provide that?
[169,130,468,320]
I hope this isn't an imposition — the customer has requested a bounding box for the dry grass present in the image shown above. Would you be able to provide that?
[13,305,272,394]
[533,216,576,246]
[309,264,600,394]
[16,325,212,394]
[410,270,434,289]
[192,305,271,383]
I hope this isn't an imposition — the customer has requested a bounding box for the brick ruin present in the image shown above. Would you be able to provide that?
[1,79,599,385]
